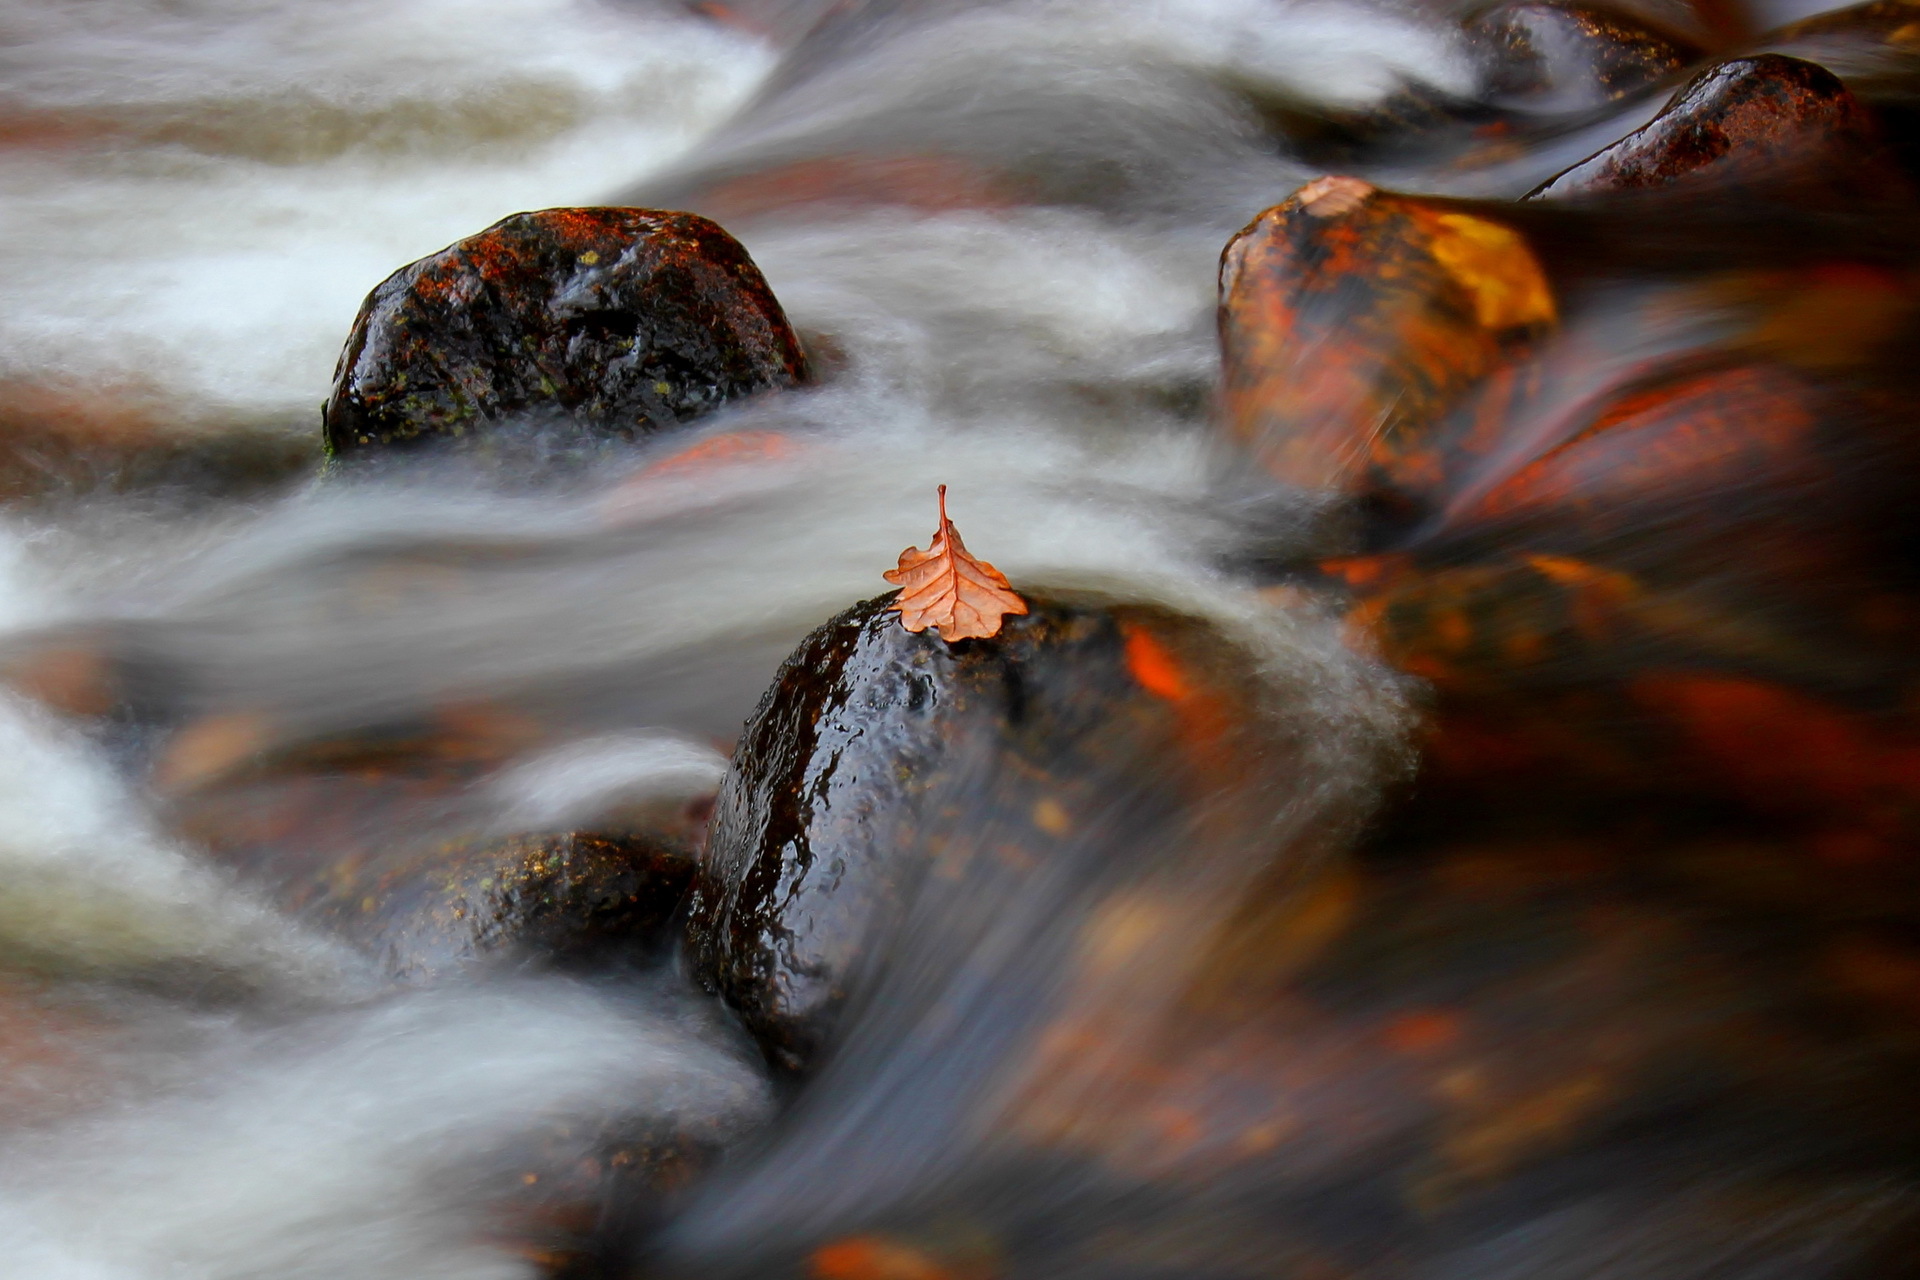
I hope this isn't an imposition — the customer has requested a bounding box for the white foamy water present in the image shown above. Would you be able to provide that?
[0,690,363,993]
[0,983,771,1280]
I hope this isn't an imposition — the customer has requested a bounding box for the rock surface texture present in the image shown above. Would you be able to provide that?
[1218,177,1555,498]
[1528,54,1878,197]
[687,592,1293,1075]
[278,829,695,980]
[323,208,807,456]
[324,830,696,980]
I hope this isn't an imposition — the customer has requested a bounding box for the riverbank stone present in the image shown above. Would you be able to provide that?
[323,208,807,457]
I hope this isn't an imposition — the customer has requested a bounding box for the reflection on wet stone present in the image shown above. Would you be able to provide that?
[1218,178,1555,502]
[688,591,1294,1075]
[323,208,808,457]
[1528,54,1883,197]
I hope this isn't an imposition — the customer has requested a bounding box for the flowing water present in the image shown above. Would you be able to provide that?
[0,0,1912,1276]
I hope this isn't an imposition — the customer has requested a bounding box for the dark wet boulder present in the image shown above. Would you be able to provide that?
[322,208,807,457]
[160,716,702,980]
[301,830,695,980]
[1527,54,1881,197]
[1466,0,1697,113]
[1217,177,1556,498]
[687,591,1297,1075]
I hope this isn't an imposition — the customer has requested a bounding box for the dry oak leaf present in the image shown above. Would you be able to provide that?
[885,485,1029,641]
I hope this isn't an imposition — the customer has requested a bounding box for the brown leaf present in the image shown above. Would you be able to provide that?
[884,485,1029,641]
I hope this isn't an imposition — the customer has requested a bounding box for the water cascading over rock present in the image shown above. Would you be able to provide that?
[686,590,1336,1075]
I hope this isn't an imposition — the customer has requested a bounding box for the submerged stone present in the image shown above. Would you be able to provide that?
[1528,54,1879,197]
[323,208,807,457]
[308,830,696,980]
[222,825,693,981]
[168,728,702,981]
[687,591,1290,1075]
[1765,0,1920,83]
[1466,0,1697,113]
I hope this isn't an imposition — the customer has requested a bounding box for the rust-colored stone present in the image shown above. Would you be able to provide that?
[323,208,807,457]
[1528,54,1881,197]
[1452,363,1824,531]
[1217,179,1555,495]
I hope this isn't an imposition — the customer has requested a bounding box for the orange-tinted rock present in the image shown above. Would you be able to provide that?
[678,811,1920,1278]
[809,1233,995,1280]
[1452,363,1824,531]
[0,638,121,718]
[1467,0,1697,112]
[1324,534,1920,835]
[1527,54,1880,197]
[1218,178,1555,495]
[1628,672,1920,828]
[323,208,807,457]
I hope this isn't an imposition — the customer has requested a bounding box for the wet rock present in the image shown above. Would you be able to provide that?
[1217,177,1555,497]
[323,208,807,457]
[1451,362,1827,533]
[687,591,1289,1074]
[303,830,694,980]
[1467,0,1697,114]
[163,717,701,980]
[660,794,1920,1279]
[1527,54,1880,197]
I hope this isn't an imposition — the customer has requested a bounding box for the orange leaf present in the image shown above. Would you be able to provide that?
[884,485,1029,642]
